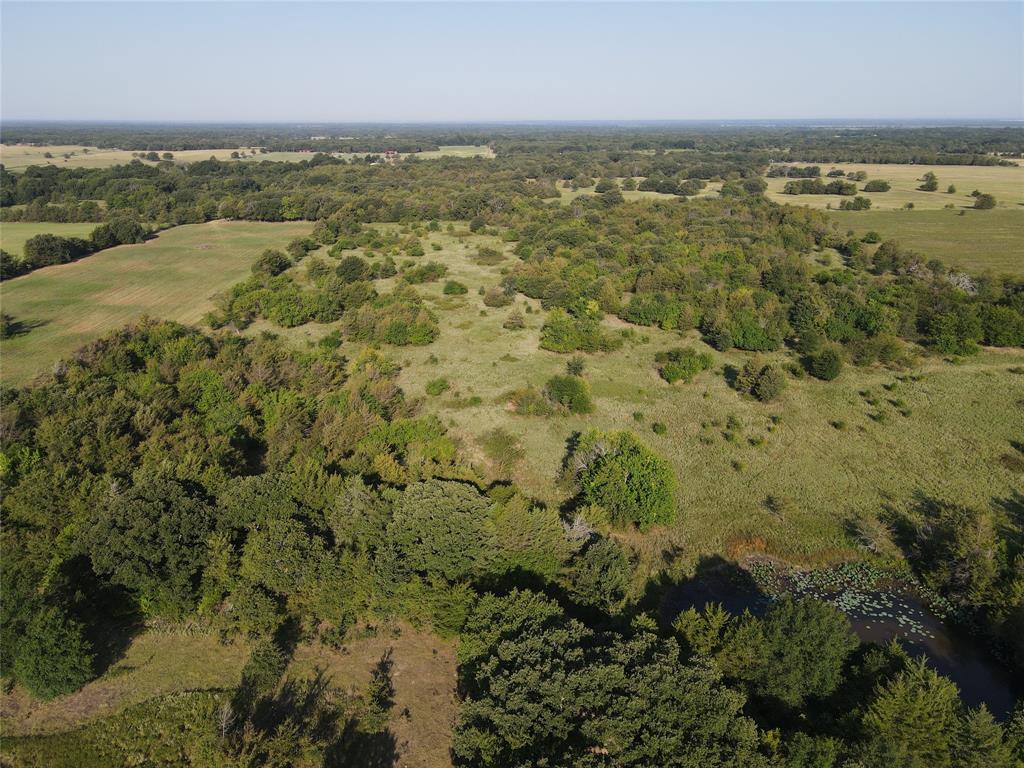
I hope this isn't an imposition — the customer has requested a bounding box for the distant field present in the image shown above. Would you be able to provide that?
[0,144,272,171]
[767,162,1024,211]
[0,220,312,384]
[1,143,494,172]
[264,226,1024,573]
[1,222,99,256]
[828,208,1024,275]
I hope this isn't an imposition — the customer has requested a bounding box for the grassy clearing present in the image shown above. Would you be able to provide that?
[1,626,456,768]
[0,222,100,257]
[0,631,250,737]
[0,220,312,384]
[829,208,1024,276]
[1,623,456,768]
[293,227,1024,576]
[766,162,1024,211]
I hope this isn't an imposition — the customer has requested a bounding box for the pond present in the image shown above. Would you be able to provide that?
[664,559,1019,718]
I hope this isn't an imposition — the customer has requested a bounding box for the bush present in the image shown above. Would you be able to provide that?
[483,287,513,307]
[566,356,585,376]
[973,193,996,210]
[734,361,786,401]
[751,365,786,402]
[503,308,525,330]
[863,180,891,192]
[808,346,844,380]
[426,377,450,396]
[401,261,447,284]
[651,422,667,435]
[655,347,713,384]
[336,255,369,282]
[444,280,468,295]
[544,375,594,414]
[570,430,676,529]
[251,249,291,276]
[13,606,95,699]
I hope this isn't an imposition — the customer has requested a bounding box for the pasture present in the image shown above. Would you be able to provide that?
[829,208,1024,276]
[0,220,312,384]
[766,161,1024,211]
[1,222,99,257]
[275,226,1024,573]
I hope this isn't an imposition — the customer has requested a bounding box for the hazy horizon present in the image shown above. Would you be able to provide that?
[2,1,1021,123]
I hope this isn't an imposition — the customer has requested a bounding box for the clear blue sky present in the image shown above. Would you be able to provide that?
[2,1,1021,122]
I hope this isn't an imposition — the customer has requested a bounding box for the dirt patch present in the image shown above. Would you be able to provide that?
[289,622,458,768]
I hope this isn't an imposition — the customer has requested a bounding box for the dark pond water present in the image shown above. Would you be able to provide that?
[664,565,1019,718]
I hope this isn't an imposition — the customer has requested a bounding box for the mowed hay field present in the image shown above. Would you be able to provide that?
[0,144,271,171]
[1,222,100,257]
[766,162,1024,210]
[277,225,1024,571]
[1,144,495,172]
[0,220,312,384]
[829,208,1024,276]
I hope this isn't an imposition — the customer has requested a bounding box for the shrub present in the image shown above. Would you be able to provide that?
[651,422,667,435]
[734,361,786,401]
[566,356,585,376]
[426,378,450,396]
[509,386,557,416]
[808,346,843,380]
[336,255,369,282]
[483,287,513,307]
[13,606,95,699]
[751,365,786,402]
[443,280,468,295]
[474,247,505,265]
[655,347,713,384]
[401,261,447,284]
[973,193,996,210]
[863,180,891,192]
[544,375,594,414]
[540,307,621,353]
[570,430,676,529]
[251,249,291,276]
[503,308,525,330]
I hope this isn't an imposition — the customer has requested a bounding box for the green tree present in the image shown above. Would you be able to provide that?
[808,346,843,380]
[720,596,858,709]
[86,473,215,619]
[861,659,960,768]
[571,430,676,529]
[387,480,492,582]
[12,606,95,699]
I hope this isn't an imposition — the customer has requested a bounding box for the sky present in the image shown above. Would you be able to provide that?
[2,1,1021,122]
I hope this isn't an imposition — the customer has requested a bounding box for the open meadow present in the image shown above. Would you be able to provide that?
[0,220,312,384]
[765,161,1024,210]
[1,222,100,256]
[251,225,1024,575]
[828,208,1024,275]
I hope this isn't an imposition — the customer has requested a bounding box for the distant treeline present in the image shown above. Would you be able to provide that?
[2,123,1021,161]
